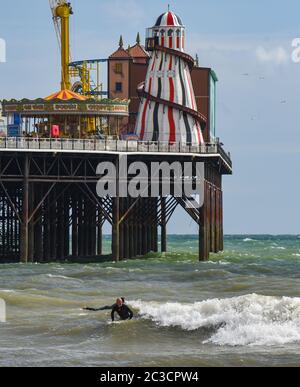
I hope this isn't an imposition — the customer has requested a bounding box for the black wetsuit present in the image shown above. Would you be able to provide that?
[111,304,133,322]
[85,303,133,322]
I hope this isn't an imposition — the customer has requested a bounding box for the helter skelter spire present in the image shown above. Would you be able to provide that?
[136,32,141,45]
[135,11,206,145]
[119,35,124,48]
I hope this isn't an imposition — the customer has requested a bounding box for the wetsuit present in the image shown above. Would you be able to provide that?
[85,303,134,321]
[111,304,133,322]
[84,304,114,311]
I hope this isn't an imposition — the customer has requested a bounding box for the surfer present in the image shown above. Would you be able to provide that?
[84,298,133,322]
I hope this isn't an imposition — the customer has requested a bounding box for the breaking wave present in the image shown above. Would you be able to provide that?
[131,294,300,347]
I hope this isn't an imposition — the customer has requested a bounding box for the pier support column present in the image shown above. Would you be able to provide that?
[147,200,152,254]
[72,193,78,257]
[141,200,147,255]
[124,198,130,260]
[90,199,97,257]
[140,200,143,255]
[64,191,70,258]
[34,184,43,262]
[112,197,120,262]
[28,183,34,263]
[199,182,209,261]
[50,187,57,260]
[43,193,51,262]
[161,197,167,253]
[152,198,158,253]
[57,191,65,260]
[215,189,220,253]
[78,195,83,257]
[147,222,152,254]
[20,155,29,263]
[210,186,216,253]
[112,156,120,262]
[206,184,211,256]
[119,198,124,260]
[220,190,224,251]
[97,203,102,256]
[83,197,90,257]
[134,212,139,257]
[129,199,133,259]
[7,195,10,258]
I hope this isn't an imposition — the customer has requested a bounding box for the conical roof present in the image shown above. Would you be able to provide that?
[44,89,87,101]
[154,11,183,27]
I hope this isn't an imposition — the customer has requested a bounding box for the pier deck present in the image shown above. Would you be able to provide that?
[0,137,231,168]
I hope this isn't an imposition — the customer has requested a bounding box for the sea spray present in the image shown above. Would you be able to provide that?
[0,298,6,323]
[131,294,300,346]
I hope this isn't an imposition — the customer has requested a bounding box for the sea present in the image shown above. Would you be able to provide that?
[0,235,300,367]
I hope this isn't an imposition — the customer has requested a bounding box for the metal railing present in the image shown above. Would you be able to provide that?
[0,137,232,167]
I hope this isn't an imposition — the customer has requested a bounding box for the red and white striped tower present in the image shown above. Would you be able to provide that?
[135,11,206,144]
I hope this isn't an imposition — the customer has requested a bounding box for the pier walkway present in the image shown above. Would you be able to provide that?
[0,137,232,171]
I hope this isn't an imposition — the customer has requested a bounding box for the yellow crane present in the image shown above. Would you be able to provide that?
[49,0,102,99]
[49,0,73,90]
[49,0,101,133]
[48,1,108,134]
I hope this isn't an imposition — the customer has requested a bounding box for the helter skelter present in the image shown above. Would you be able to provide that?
[135,10,207,145]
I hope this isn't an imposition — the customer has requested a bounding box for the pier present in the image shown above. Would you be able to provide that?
[0,138,231,263]
[0,4,233,264]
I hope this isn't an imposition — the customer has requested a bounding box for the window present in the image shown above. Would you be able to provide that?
[115,63,123,74]
[115,82,122,92]
[160,29,165,36]
[168,29,173,37]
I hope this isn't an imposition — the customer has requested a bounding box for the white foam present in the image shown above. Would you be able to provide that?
[131,294,300,347]
[0,298,6,323]
[202,260,230,266]
[47,274,71,280]
[243,238,255,242]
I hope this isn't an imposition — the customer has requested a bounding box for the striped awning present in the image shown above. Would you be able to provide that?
[44,89,87,101]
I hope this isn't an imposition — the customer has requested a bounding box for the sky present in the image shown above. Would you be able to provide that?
[0,0,299,234]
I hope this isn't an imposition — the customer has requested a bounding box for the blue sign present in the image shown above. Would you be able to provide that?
[7,124,21,137]
[13,113,21,125]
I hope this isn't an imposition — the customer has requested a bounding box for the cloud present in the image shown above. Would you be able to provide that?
[187,34,291,71]
[0,38,6,63]
[255,46,288,64]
